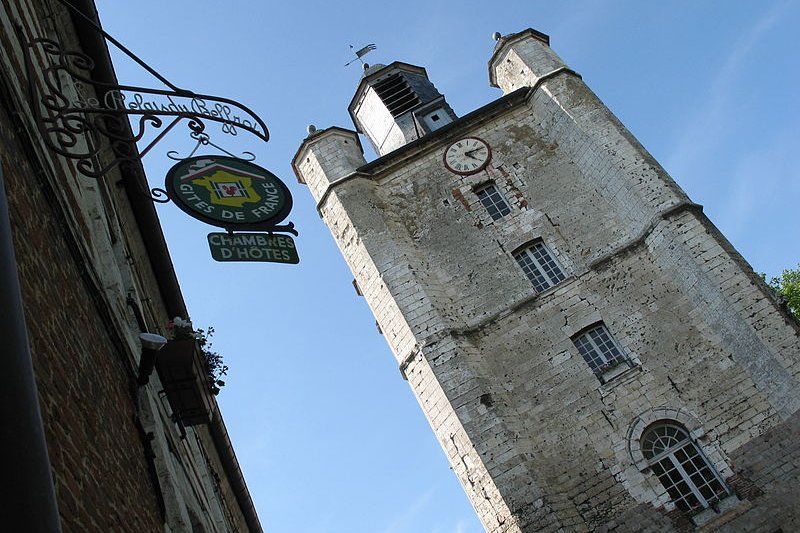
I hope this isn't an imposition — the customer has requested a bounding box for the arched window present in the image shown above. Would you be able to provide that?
[641,422,728,512]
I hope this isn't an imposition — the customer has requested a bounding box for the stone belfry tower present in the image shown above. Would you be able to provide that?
[293,29,800,532]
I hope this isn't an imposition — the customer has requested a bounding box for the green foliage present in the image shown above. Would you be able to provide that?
[167,317,228,395]
[765,264,800,317]
[195,326,228,396]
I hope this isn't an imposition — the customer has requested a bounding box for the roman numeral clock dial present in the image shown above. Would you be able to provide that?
[443,137,492,175]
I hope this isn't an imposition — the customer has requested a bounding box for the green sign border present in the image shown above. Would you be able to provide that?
[166,155,293,230]
[207,232,299,264]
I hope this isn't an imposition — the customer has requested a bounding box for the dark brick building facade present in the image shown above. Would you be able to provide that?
[0,1,260,531]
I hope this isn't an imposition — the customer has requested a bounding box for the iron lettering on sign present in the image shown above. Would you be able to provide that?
[207,233,299,264]
[21,27,271,181]
[166,156,293,230]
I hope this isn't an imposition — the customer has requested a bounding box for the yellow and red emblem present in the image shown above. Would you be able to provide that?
[165,155,292,229]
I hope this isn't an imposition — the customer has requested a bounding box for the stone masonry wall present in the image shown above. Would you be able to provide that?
[296,32,800,532]
[296,132,526,530]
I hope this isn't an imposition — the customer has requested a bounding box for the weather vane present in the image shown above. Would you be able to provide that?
[345,43,376,67]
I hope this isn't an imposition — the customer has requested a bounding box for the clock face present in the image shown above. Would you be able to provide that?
[444,137,491,175]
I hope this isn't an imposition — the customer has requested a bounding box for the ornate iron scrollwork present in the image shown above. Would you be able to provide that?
[19,7,270,184]
[16,0,301,242]
[166,126,257,164]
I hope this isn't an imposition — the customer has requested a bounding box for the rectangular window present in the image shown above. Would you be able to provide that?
[572,324,629,376]
[513,241,566,292]
[476,183,511,220]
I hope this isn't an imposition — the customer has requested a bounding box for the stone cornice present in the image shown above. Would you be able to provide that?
[312,67,581,213]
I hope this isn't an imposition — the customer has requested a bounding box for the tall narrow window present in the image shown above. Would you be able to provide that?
[572,323,629,376]
[475,183,511,220]
[641,422,729,512]
[513,241,566,292]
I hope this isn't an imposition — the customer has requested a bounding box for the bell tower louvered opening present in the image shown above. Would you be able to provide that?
[372,73,421,117]
[349,62,458,155]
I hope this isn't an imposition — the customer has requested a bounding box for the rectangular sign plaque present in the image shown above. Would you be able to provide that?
[207,233,299,264]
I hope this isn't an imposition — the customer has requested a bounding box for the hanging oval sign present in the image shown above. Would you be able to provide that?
[165,155,292,229]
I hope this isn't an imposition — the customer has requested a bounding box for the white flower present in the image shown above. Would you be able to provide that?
[173,317,193,329]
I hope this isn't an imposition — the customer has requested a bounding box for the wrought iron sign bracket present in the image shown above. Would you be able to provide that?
[223,222,299,237]
[19,0,271,190]
[19,0,301,255]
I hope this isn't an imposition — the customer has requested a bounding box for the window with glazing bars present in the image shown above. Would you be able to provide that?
[475,183,511,220]
[641,422,729,512]
[513,241,566,292]
[572,324,628,375]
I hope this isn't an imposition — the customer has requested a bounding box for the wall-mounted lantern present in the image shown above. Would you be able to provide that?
[137,332,168,386]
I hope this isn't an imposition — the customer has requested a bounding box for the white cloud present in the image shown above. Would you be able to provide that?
[452,519,470,533]
[380,486,437,533]
[712,125,800,275]
[666,1,789,177]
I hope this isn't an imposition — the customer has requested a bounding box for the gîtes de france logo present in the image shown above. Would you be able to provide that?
[165,155,292,230]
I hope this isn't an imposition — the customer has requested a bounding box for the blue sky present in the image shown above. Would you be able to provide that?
[94,1,799,531]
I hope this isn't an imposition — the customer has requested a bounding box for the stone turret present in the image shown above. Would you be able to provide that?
[489,28,568,93]
[292,127,366,203]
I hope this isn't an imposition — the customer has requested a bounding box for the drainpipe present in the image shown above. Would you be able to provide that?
[0,163,62,531]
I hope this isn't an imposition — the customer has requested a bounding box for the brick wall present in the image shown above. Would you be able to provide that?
[0,1,255,530]
[1,101,163,532]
